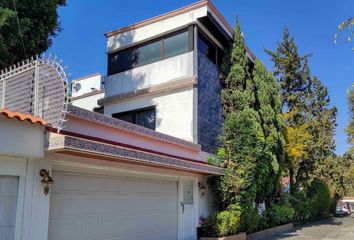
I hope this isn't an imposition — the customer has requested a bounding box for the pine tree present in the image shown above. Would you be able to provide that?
[267,28,339,198]
[266,27,312,192]
[299,77,337,183]
[265,27,310,123]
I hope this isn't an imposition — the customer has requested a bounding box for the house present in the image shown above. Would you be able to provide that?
[0,1,255,240]
[70,73,105,112]
[99,0,254,154]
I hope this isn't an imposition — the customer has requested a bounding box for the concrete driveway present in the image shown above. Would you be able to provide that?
[263,215,354,240]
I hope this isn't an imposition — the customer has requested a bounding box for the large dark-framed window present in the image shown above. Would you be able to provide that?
[112,107,156,130]
[107,26,194,76]
[197,30,224,67]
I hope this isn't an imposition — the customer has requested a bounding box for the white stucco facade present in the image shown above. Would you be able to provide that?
[70,73,104,111]
[71,92,104,111]
[100,1,236,146]
[71,73,102,98]
[104,86,197,142]
[0,116,45,158]
[0,116,50,240]
[107,6,207,52]
[0,111,218,240]
[105,52,194,97]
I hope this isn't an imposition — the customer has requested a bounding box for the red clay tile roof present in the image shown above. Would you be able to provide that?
[0,108,49,126]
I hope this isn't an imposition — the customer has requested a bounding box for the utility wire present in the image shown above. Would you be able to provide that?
[12,0,27,59]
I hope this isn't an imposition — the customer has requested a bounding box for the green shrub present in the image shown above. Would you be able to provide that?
[269,204,294,226]
[201,204,241,237]
[291,190,312,220]
[292,180,332,220]
[308,180,331,218]
[239,206,261,233]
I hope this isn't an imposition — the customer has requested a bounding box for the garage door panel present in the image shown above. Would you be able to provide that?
[82,218,100,240]
[100,216,117,238]
[48,220,80,240]
[50,196,83,218]
[49,171,178,240]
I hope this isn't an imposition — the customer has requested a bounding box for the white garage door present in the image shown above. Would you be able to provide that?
[48,171,178,240]
[0,176,19,240]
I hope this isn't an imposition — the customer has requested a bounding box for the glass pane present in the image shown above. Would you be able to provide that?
[164,31,189,59]
[108,48,134,75]
[183,181,194,205]
[217,47,224,68]
[198,33,216,63]
[135,108,156,130]
[135,41,162,67]
[112,112,134,124]
[0,176,19,240]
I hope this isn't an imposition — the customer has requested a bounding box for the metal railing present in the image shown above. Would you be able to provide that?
[0,55,69,130]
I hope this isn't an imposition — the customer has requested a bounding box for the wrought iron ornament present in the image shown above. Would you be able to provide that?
[0,54,69,131]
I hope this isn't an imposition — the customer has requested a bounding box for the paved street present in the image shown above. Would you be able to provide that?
[263,215,354,240]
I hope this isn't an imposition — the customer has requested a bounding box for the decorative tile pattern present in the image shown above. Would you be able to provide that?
[197,52,223,153]
[67,105,201,151]
[46,134,224,175]
[183,181,194,204]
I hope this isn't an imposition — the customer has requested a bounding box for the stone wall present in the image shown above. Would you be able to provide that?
[197,52,223,154]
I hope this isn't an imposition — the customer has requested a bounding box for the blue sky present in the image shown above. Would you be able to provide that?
[48,0,354,155]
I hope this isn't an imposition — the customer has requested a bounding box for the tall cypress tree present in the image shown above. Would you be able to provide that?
[219,17,260,213]
[251,59,286,207]
[218,19,285,232]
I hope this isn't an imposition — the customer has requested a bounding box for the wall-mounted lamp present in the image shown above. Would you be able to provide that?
[198,182,207,196]
[39,169,54,195]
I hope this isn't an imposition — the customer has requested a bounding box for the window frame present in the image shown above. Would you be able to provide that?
[197,28,224,67]
[107,26,194,76]
[112,106,156,130]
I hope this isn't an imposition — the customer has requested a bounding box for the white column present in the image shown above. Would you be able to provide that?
[22,158,52,240]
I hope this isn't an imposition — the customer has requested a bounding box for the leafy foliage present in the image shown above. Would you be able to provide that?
[0,0,66,69]
[206,20,349,238]
[201,204,241,237]
[269,204,294,226]
[335,17,354,51]
[266,28,342,201]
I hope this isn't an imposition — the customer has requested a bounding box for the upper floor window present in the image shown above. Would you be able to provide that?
[198,32,216,64]
[108,27,193,76]
[135,41,162,67]
[164,30,189,59]
[112,107,156,130]
[197,30,224,67]
[108,48,134,74]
